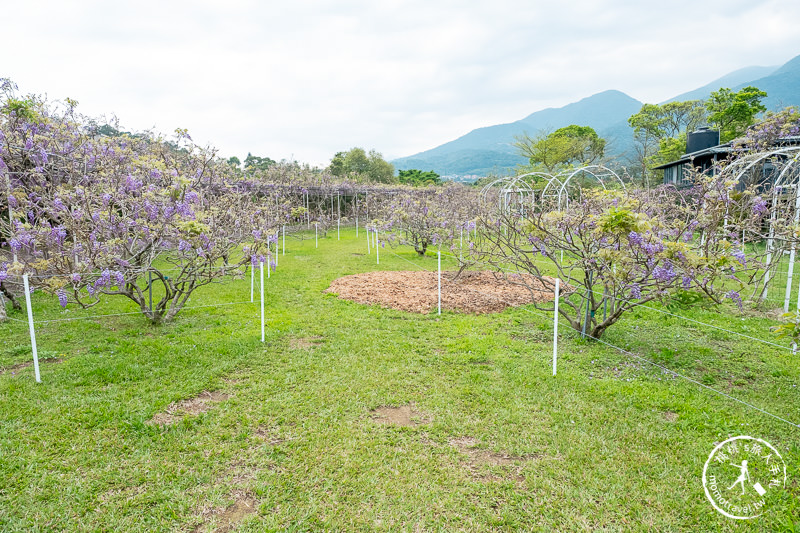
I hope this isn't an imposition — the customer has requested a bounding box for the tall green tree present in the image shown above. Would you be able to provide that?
[706,86,767,142]
[329,147,396,183]
[514,125,605,173]
[243,153,276,173]
[627,101,706,183]
[628,101,706,140]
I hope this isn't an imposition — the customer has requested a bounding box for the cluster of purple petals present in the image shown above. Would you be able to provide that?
[725,290,743,310]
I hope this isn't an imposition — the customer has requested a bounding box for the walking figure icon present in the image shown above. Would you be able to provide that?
[728,460,750,495]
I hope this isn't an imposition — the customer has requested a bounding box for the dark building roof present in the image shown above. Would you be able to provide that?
[653,135,800,170]
[651,144,732,170]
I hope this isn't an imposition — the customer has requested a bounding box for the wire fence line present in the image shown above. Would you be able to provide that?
[24,300,257,325]
[0,255,262,280]
[384,243,800,431]
[3,226,799,430]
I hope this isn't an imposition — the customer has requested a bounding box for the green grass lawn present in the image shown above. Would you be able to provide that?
[1,228,798,532]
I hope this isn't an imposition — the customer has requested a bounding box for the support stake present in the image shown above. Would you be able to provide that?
[23,274,41,383]
[437,250,441,315]
[260,261,265,342]
[553,278,560,376]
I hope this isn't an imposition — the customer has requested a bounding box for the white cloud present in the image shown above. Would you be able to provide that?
[2,0,799,165]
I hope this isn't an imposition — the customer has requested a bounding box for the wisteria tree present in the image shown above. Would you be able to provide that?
[473,171,769,338]
[383,184,479,264]
[0,83,283,323]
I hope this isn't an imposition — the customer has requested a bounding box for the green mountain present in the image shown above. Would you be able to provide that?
[392,90,643,177]
[735,55,800,111]
[665,65,779,103]
[393,54,800,179]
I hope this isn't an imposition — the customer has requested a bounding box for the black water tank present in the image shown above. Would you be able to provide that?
[686,127,720,154]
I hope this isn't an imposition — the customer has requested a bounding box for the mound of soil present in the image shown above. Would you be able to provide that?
[325,270,557,314]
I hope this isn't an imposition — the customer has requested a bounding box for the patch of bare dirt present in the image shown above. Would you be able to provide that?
[663,411,679,422]
[448,437,547,484]
[149,390,230,425]
[253,425,297,446]
[99,484,147,504]
[449,437,526,467]
[193,490,257,533]
[288,336,324,350]
[0,357,63,376]
[370,404,431,427]
[325,270,558,314]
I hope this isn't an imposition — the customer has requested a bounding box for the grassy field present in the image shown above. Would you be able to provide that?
[1,227,798,532]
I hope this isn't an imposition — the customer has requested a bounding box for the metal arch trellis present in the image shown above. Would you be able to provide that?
[552,165,627,208]
[480,165,628,215]
[719,146,800,309]
[479,174,540,215]
[537,165,627,212]
[724,146,800,192]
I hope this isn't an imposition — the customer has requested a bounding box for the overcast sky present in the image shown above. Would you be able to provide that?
[3,0,799,166]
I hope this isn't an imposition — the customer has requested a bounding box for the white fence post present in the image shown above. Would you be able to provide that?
[784,186,800,311]
[22,274,41,383]
[553,278,560,376]
[282,225,286,256]
[437,250,441,315]
[260,261,265,342]
[376,231,380,265]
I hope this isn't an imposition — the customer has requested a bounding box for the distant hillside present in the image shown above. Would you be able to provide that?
[392,90,643,176]
[392,54,800,179]
[665,65,778,103]
[733,55,800,111]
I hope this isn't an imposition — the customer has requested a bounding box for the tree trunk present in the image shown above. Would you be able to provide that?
[0,282,21,310]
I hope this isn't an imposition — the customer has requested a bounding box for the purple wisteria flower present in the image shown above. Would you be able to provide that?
[752,196,768,215]
[630,284,642,299]
[725,290,743,310]
[57,289,68,308]
[628,231,644,247]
